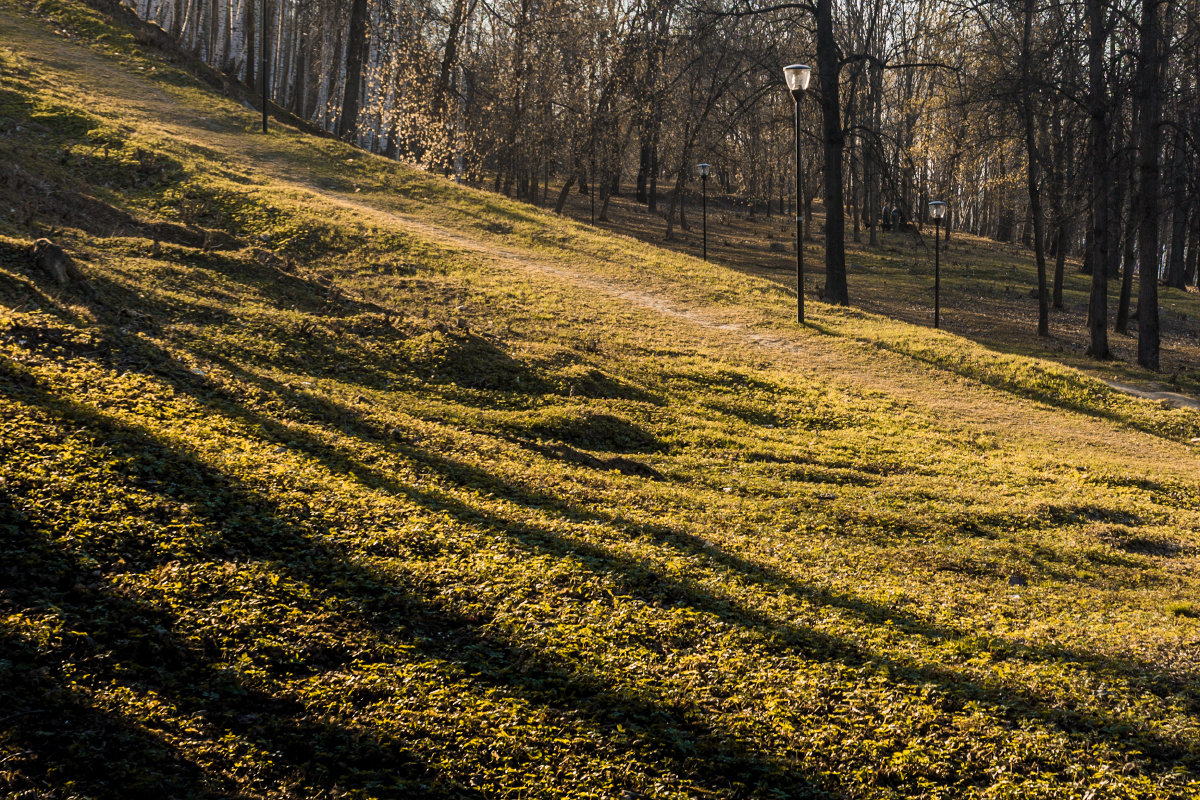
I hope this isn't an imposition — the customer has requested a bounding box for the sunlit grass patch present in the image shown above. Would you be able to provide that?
[1,2,1200,798]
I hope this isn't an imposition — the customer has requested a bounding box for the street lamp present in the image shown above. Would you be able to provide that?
[698,162,711,260]
[928,200,948,329]
[784,64,812,323]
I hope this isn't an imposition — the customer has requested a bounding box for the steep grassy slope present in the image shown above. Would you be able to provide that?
[2,2,1200,798]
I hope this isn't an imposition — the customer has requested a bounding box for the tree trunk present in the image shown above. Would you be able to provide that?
[243,0,255,89]
[817,0,848,304]
[1082,218,1094,275]
[291,23,307,117]
[636,131,651,203]
[1048,110,1067,310]
[664,167,688,239]
[1166,128,1189,289]
[553,165,578,214]
[868,63,883,247]
[436,0,472,172]
[1021,0,1049,337]
[1185,207,1200,287]
[1115,146,1135,333]
[336,0,368,140]
[1085,0,1110,359]
[1053,223,1067,310]
[847,88,861,244]
[648,125,660,212]
[1134,0,1162,370]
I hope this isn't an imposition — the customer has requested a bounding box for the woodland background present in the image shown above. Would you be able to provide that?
[119,0,1200,367]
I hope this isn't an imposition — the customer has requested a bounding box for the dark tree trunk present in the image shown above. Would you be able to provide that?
[1117,206,1137,334]
[817,0,848,304]
[1185,207,1200,287]
[1116,158,1135,333]
[1048,111,1067,310]
[435,0,471,172]
[291,26,307,117]
[636,134,651,203]
[599,166,613,221]
[336,0,368,141]
[554,165,578,214]
[244,0,256,89]
[868,63,883,247]
[648,130,660,212]
[1134,0,1162,370]
[1166,129,1189,289]
[1082,218,1094,275]
[1021,0,1049,337]
[997,203,1016,243]
[1053,223,1067,310]
[1085,0,1110,359]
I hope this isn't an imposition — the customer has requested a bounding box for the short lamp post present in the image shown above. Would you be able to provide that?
[929,200,948,328]
[784,63,812,323]
[698,162,711,260]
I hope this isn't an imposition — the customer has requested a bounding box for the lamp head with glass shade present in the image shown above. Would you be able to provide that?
[784,64,812,96]
[928,200,947,221]
[698,163,711,179]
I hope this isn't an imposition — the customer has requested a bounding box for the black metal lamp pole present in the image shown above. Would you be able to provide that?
[794,96,803,322]
[698,163,711,261]
[934,216,941,328]
[784,65,811,324]
[929,200,948,329]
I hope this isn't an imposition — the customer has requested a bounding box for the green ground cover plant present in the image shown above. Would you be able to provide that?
[1,2,1199,798]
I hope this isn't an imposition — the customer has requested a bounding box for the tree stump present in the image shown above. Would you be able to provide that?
[30,238,93,295]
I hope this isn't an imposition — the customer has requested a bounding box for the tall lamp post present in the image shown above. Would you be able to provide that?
[784,64,812,323]
[929,200,947,328]
[590,153,597,224]
[698,163,711,260]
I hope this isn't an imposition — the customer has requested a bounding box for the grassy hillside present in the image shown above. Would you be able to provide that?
[543,147,1200,405]
[2,2,1200,798]
[559,187,1200,399]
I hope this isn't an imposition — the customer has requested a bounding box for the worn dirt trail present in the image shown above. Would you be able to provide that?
[9,9,1198,474]
[1100,380,1200,412]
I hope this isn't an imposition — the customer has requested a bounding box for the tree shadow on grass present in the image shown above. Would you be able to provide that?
[65,334,1196,717]
[165,367,1200,775]
[347,458,1200,773]
[27,306,1194,700]
[0,627,228,800]
[49,343,1196,786]
[6,272,1198,790]
[4,256,563,403]
[804,317,1200,445]
[0,484,478,799]
[0,368,830,798]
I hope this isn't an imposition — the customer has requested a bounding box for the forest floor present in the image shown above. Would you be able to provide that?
[3,1,1200,798]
